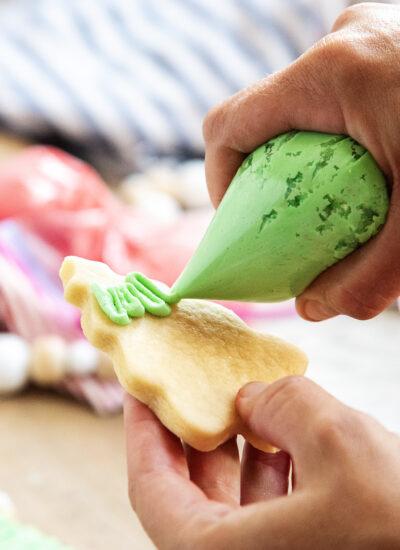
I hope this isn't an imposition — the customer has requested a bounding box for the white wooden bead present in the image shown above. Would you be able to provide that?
[0,334,30,394]
[175,160,209,209]
[65,340,98,376]
[30,336,66,385]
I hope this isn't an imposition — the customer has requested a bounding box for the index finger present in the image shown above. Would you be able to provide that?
[123,395,231,548]
[124,395,321,550]
[203,48,345,208]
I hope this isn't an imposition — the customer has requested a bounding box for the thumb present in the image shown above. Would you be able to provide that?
[203,41,345,208]
[236,376,354,471]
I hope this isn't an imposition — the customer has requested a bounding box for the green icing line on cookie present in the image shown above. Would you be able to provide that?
[91,273,180,325]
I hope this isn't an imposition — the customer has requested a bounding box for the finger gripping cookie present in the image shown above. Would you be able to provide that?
[60,256,308,452]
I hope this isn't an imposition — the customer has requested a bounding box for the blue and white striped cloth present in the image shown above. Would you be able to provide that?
[0,0,348,178]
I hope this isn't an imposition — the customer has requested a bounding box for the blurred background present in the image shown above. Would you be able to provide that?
[0,1,398,549]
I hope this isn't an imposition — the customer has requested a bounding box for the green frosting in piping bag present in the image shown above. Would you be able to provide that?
[91,131,389,318]
[91,273,180,325]
[172,131,389,302]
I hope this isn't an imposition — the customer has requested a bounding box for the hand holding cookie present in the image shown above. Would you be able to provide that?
[125,377,400,550]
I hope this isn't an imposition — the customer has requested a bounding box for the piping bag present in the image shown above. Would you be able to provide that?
[172,131,389,303]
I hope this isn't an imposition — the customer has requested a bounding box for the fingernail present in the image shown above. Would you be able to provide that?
[302,300,337,322]
[238,381,267,401]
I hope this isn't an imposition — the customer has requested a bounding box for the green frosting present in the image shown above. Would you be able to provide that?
[173,131,389,302]
[0,516,73,549]
[91,273,180,325]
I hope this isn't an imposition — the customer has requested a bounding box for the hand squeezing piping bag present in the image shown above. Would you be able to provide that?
[172,131,389,303]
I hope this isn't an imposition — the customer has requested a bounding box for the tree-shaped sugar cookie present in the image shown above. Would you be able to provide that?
[60,256,308,451]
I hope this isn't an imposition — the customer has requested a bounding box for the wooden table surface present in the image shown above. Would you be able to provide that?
[0,389,155,550]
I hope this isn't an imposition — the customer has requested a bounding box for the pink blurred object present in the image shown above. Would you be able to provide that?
[57,375,125,416]
[0,146,211,282]
[0,221,81,341]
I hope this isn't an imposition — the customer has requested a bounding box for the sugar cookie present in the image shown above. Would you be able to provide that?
[60,256,308,451]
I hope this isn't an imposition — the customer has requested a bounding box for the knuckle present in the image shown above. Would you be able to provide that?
[328,285,383,320]
[310,33,348,67]
[314,412,350,450]
[312,33,344,62]
[268,375,307,402]
[202,103,229,145]
[261,375,309,417]
[317,34,363,81]
[315,409,373,457]
[305,35,354,93]
[311,29,383,95]
[202,477,237,502]
[203,83,259,150]
[332,3,370,32]
[273,374,308,396]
